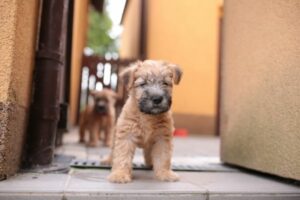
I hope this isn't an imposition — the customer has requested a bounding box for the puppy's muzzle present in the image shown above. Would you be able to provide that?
[139,94,172,115]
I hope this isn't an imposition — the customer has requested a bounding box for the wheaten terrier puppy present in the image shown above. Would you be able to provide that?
[79,89,117,147]
[107,60,182,183]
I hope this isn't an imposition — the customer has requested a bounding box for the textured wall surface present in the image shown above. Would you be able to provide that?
[220,0,300,180]
[0,0,39,177]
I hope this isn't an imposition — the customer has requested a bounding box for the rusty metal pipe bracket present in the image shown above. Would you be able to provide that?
[36,50,65,64]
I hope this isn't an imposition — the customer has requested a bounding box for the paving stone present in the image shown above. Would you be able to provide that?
[180,172,300,194]
[209,194,300,200]
[0,173,68,193]
[173,136,220,157]
[64,169,207,199]
[0,194,63,200]
[65,169,206,194]
[64,193,206,200]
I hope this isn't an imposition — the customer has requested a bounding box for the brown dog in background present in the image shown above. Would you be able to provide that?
[79,89,117,147]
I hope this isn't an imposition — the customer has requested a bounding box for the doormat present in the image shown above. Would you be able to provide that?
[70,156,238,172]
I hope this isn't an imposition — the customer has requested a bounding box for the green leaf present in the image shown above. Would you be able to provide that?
[87,8,117,56]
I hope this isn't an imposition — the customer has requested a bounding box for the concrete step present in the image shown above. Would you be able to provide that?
[0,168,299,200]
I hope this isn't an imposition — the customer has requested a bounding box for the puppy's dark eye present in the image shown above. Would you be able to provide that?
[139,82,147,87]
[163,82,169,86]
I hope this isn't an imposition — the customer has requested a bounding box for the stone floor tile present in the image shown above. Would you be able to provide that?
[65,169,206,194]
[0,194,63,200]
[0,173,68,193]
[209,194,300,200]
[180,171,300,194]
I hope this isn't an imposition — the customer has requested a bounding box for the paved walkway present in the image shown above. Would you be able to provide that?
[0,129,299,200]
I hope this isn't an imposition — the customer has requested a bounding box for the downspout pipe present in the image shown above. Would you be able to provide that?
[23,0,69,167]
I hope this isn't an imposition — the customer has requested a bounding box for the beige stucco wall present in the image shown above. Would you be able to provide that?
[119,0,141,59]
[220,0,300,180]
[147,0,221,117]
[69,0,89,125]
[0,0,39,177]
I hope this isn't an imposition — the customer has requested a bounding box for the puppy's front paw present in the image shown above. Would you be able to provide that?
[87,141,97,147]
[100,155,112,165]
[103,141,111,147]
[156,170,179,182]
[79,138,85,143]
[108,170,132,183]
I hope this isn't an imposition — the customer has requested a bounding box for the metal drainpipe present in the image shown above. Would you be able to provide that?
[23,0,69,167]
[55,0,74,147]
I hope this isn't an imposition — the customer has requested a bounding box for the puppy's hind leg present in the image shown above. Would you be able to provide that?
[87,125,99,147]
[101,126,116,165]
[151,137,179,182]
[79,117,86,143]
[100,151,112,165]
[143,143,153,167]
[103,126,114,147]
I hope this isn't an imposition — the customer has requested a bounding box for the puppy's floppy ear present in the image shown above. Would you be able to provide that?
[168,64,183,85]
[120,61,141,90]
[108,90,119,100]
[110,90,118,98]
[107,90,119,105]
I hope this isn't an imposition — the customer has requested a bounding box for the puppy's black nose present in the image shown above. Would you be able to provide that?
[95,105,107,114]
[152,95,163,104]
[97,105,105,110]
